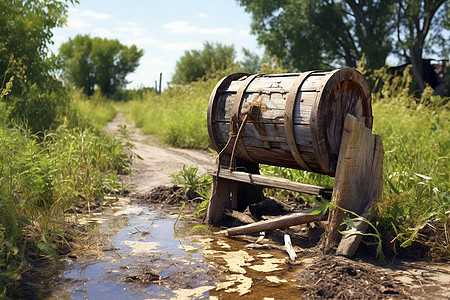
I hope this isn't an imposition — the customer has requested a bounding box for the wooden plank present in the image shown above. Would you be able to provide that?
[325,114,384,253]
[216,207,327,237]
[214,169,332,196]
[206,176,239,225]
[336,134,383,257]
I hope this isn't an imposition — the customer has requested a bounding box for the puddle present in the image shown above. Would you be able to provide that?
[48,199,305,299]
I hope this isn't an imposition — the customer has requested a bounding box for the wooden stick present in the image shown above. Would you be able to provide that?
[216,207,327,236]
[214,169,332,196]
[223,208,258,224]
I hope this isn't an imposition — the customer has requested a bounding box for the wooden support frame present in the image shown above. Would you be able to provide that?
[206,114,383,257]
[213,169,332,196]
[206,155,264,225]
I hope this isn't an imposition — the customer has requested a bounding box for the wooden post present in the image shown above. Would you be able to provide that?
[206,155,263,225]
[325,114,384,254]
[206,175,239,225]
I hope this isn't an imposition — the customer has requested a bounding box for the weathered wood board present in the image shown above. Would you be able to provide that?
[325,114,384,255]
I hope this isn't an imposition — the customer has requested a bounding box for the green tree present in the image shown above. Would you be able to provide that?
[239,48,263,74]
[394,0,449,91]
[172,42,236,84]
[0,0,75,132]
[60,35,143,96]
[237,0,448,90]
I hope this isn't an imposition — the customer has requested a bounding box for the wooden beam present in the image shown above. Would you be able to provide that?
[216,207,327,237]
[325,114,384,254]
[214,169,332,196]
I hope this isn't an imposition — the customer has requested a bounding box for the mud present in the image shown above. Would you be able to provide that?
[297,255,406,299]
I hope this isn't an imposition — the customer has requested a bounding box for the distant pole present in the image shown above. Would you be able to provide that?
[159,72,162,94]
[155,80,158,93]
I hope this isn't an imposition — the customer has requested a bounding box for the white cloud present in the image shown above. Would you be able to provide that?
[125,37,160,47]
[199,27,233,35]
[163,21,196,34]
[117,26,148,37]
[91,28,115,39]
[198,13,208,19]
[70,8,112,20]
[67,18,91,29]
[163,21,234,36]
[238,29,251,37]
[52,35,66,43]
[160,41,199,51]
[125,21,139,26]
[141,58,168,66]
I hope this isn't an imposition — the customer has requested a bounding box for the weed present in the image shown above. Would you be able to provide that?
[70,89,117,130]
[170,165,212,215]
[312,199,385,262]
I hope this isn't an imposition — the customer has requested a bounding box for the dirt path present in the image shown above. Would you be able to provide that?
[104,113,215,193]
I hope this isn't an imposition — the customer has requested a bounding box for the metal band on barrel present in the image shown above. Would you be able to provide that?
[229,74,260,164]
[284,71,315,172]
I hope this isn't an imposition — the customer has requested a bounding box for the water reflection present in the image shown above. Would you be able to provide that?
[49,199,305,299]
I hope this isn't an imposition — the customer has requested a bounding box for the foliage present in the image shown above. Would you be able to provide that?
[370,64,449,109]
[0,73,132,297]
[394,0,449,91]
[0,120,135,295]
[172,42,236,84]
[59,34,143,97]
[0,0,76,133]
[372,103,449,255]
[0,0,74,87]
[170,166,212,215]
[312,199,385,262]
[237,0,396,70]
[239,48,264,74]
[237,0,448,90]
[70,89,117,130]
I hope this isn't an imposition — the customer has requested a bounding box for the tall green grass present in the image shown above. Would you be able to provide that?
[0,79,134,296]
[70,89,117,130]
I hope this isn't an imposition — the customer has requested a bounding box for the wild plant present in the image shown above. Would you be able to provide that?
[170,165,212,214]
[312,199,385,262]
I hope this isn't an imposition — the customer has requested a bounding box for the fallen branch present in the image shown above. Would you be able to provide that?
[215,207,327,236]
[223,208,258,224]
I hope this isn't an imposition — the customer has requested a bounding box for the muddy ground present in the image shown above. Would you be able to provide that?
[44,114,450,299]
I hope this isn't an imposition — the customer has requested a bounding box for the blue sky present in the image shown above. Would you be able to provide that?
[50,0,262,89]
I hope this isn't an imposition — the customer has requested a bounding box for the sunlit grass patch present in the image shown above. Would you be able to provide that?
[71,89,117,130]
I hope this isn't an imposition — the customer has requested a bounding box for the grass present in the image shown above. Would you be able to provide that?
[0,81,135,296]
[70,89,117,130]
[127,65,449,258]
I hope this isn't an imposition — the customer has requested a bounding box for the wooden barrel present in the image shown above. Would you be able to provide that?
[207,69,372,176]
